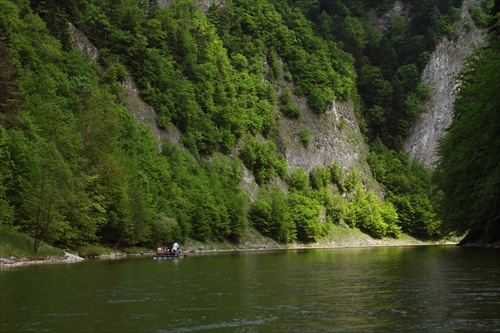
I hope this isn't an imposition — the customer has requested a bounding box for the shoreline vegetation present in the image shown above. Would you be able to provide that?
[1,227,459,269]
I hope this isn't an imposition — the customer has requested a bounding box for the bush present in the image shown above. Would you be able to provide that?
[345,171,360,193]
[288,192,323,242]
[240,138,287,184]
[310,166,330,190]
[249,187,296,243]
[344,189,401,239]
[280,87,301,118]
[76,245,115,257]
[469,5,491,28]
[288,168,309,191]
[299,128,312,148]
[390,194,439,239]
[329,163,346,192]
[249,193,273,237]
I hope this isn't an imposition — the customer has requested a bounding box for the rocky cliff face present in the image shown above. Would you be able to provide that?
[275,98,374,187]
[69,23,99,61]
[404,0,484,169]
[271,64,379,195]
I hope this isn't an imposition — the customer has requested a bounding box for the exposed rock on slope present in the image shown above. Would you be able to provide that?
[272,59,379,194]
[119,77,180,148]
[69,23,99,61]
[275,99,375,188]
[369,0,410,33]
[404,0,485,168]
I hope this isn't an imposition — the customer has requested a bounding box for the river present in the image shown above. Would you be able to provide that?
[1,245,499,332]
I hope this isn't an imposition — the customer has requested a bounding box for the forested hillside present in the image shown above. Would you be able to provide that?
[0,0,494,252]
[433,1,499,246]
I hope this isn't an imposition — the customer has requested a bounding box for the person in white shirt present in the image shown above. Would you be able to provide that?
[172,242,179,255]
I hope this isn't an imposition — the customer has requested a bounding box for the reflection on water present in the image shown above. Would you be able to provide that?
[1,246,499,332]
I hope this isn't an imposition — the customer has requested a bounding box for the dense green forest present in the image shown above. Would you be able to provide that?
[0,0,496,253]
[433,1,500,246]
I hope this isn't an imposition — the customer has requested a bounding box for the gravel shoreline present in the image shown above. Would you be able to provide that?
[0,252,85,268]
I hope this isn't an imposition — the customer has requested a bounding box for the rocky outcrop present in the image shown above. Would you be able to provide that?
[69,23,99,61]
[276,99,371,178]
[119,77,179,149]
[369,0,410,33]
[404,0,485,168]
[273,70,379,195]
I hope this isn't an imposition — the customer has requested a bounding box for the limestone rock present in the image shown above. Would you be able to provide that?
[404,0,484,168]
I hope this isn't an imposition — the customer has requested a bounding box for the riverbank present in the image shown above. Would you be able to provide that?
[183,227,456,253]
[1,227,459,269]
[0,252,85,268]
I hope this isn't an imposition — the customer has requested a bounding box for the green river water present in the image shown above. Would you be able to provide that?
[1,245,499,332]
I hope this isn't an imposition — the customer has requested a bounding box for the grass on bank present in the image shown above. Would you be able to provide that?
[0,227,155,260]
[0,227,64,259]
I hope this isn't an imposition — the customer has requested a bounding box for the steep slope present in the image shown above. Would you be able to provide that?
[274,97,377,192]
[70,7,378,200]
[404,0,485,168]
[70,23,177,149]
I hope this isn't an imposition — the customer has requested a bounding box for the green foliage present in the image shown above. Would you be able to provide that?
[215,0,356,113]
[469,1,493,28]
[325,194,348,225]
[20,139,74,252]
[288,168,309,191]
[368,139,438,239]
[287,192,323,242]
[415,83,433,100]
[267,49,281,81]
[344,170,360,193]
[381,201,401,238]
[279,87,301,118]
[309,166,330,190]
[76,244,115,257]
[162,144,248,242]
[313,0,464,148]
[433,26,500,244]
[249,191,273,236]
[0,0,254,251]
[0,0,467,251]
[344,188,401,239]
[329,162,346,192]
[389,194,438,239]
[240,137,287,184]
[0,37,22,127]
[249,186,296,243]
[298,128,312,148]
[0,127,15,227]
